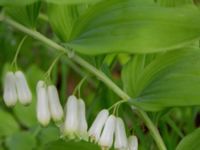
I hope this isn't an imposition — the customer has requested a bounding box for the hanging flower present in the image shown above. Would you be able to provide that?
[36,80,51,126]
[15,71,32,105]
[127,135,138,150]
[88,109,109,143]
[47,85,64,122]
[98,115,116,150]
[3,71,17,107]
[114,117,128,150]
[77,98,88,141]
[64,95,79,139]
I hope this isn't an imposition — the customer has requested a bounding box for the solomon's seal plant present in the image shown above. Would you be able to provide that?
[1,0,200,150]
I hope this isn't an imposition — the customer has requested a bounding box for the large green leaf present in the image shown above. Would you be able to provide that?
[5,132,37,150]
[43,140,101,150]
[0,0,38,6]
[45,0,101,4]
[122,47,200,111]
[5,1,41,28]
[38,126,60,145]
[122,55,146,97]
[66,0,200,55]
[47,4,79,42]
[0,109,20,137]
[156,0,193,7]
[176,128,200,150]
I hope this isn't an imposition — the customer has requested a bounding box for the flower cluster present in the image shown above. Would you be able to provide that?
[3,71,32,107]
[88,109,138,150]
[2,69,138,150]
[63,95,88,140]
[3,71,138,150]
[36,85,138,150]
[36,80,64,126]
[36,89,88,140]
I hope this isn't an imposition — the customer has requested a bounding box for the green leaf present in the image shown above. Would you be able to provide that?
[156,0,193,7]
[176,128,200,150]
[0,0,38,6]
[122,55,146,97]
[0,109,20,137]
[5,132,37,150]
[122,47,200,111]
[66,0,200,55]
[43,140,101,150]
[38,126,60,145]
[13,100,37,128]
[5,1,41,28]
[0,147,5,150]
[45,0,101,4]
[47,4,79,41]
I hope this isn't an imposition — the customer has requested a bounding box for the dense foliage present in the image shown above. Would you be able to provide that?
[1,0,200,150]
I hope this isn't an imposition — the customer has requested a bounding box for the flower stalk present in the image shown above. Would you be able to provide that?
[11,36,27,69]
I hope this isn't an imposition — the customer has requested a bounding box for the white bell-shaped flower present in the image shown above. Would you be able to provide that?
[114,117,128,149]
[15,71,32,105]
[98,115,116,150]
[36,81,50,126]
[47,85,64,122]
[77,98,88,140]
[64,95,79,139]
[128,135,138,150]
[3,72,17,107]
[88,109,109,143]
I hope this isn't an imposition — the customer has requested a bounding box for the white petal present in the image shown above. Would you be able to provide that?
[48,85,64,122]
[64,95,79,138]
[15,71,32,105]
[114,117,128,149]
[88,109,109,143]
[3,72,17,107]
[77,99,88,140]
[98,115,116,149]
[128,135,138,150]
[36,81,50,126]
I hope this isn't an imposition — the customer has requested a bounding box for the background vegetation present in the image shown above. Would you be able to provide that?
[1,0,200,150]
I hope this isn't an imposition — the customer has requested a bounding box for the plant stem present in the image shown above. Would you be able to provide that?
[11,35,27,69]
[73,75,88,98]
[44,52,63,82]
[3,17,167,150]
[138,110,167,150]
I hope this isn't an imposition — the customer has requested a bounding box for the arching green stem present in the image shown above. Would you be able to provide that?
[11,35,27,70]
[2,16,167,150]
[73,75,88,98]
[44,52,64,82]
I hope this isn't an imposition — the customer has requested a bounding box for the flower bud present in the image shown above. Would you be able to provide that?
[15,71,32,105]
[48,85,64,122]
[36,81,50,126]
[64,95,79,139]
[114,117,128,149]
[77,99,88,140]
[98,115,116,149]
[128,135,138,150]
[3,72,17,107]
[88,109,109,143]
